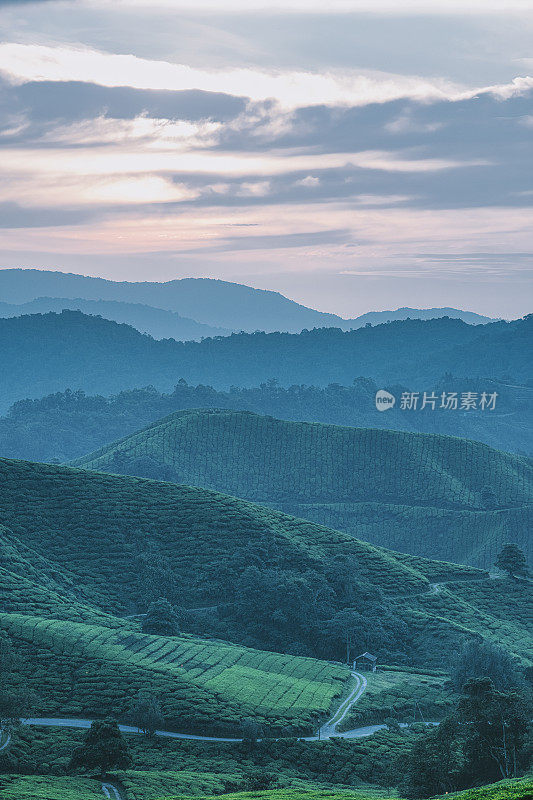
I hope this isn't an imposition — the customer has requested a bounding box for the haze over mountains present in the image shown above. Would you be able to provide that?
[0,310,528,413]
[0,297,229,342]
[0,269,495,338]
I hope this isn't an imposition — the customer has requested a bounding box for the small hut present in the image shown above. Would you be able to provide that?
[353,652,377,672]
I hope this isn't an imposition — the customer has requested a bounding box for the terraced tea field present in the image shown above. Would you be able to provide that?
[1,775,530,800]
[0,613,348,735]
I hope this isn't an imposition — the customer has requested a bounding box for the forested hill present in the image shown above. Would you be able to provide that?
[0,310,529,411]
[0,297,229,341]
[73,409,533,568]
[2,375,531,464]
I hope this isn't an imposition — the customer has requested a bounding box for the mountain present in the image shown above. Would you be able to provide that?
[71,409,533,569]
[0,310,529,413]
[351,306,495,327]
[0,269,495,333]
[0,297,229,341]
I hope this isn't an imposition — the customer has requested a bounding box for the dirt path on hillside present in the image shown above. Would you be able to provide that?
[102,780,125,800]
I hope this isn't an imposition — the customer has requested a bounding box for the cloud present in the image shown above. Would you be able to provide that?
[10,81,246,123]
[0,42,493,109]
[0,1,56,5]
[87,1,533,12]
[177,228,353,254]
[0,201,95,227]
[296,175,320,187]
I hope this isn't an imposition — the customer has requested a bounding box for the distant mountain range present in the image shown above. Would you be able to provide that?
[0,269,495,337]
[0,310,528,412]
[72,408,533,569]
[0,297,229,341]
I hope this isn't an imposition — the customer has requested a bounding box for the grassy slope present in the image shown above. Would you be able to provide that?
[336,667,453,730]
[0,456,434,613]
[0,456,530,749]
[72,409,533,567]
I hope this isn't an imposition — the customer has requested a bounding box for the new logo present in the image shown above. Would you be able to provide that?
[375,389,396,411]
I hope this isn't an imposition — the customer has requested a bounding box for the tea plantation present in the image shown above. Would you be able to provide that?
[0,457,530,672]
[72,409,533,567]
[0,774,530,800]
[0,613,347,734]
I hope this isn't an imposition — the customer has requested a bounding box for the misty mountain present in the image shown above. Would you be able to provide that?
[0,297,229,341]
[0,269,494,334]
[0,309,528,413]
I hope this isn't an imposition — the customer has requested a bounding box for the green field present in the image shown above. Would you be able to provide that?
[0,613,347,734]
[0,456,530,685]
[72,409,533,568]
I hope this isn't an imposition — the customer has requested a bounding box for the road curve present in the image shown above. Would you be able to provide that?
[19,675,370,744]
[318,671,367,739]
[0,732,11,752]
[102,781,124,800]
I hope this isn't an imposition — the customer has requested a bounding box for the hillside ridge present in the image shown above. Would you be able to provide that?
[71,408,533,568]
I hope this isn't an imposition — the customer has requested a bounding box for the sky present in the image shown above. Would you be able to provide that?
[0,0,532,318]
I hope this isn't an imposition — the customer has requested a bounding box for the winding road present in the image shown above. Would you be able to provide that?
[317,671,367,739]
[3,671,387,798]
[15,670,371,746]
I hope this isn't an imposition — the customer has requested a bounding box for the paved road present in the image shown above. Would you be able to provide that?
[318,672,367,739]
[0,732,11,752]
[21,718,240,742]
[20,676,371,743]
[102,781,123,800]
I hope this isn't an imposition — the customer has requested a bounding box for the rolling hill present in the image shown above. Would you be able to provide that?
[71,409,533,568]
[0,310,529,413]
[0,269,495,334]
[0,453,531,800]
[0,457,531,670]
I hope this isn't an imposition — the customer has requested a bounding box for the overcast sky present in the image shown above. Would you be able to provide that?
[0,0,531,317]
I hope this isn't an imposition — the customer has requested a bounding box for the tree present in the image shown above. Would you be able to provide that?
[495,544,529,579]
[70,719,132,780]
[128,691,164,737]
[0,632,31,736]
[451,640,524,692]
[456,678,530,782]
[480,485,497,508]
[133,538,180,606]
[239,717,263,751]
[142,598,180,636]
[401,679,532,797]
[400,718,465,798]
